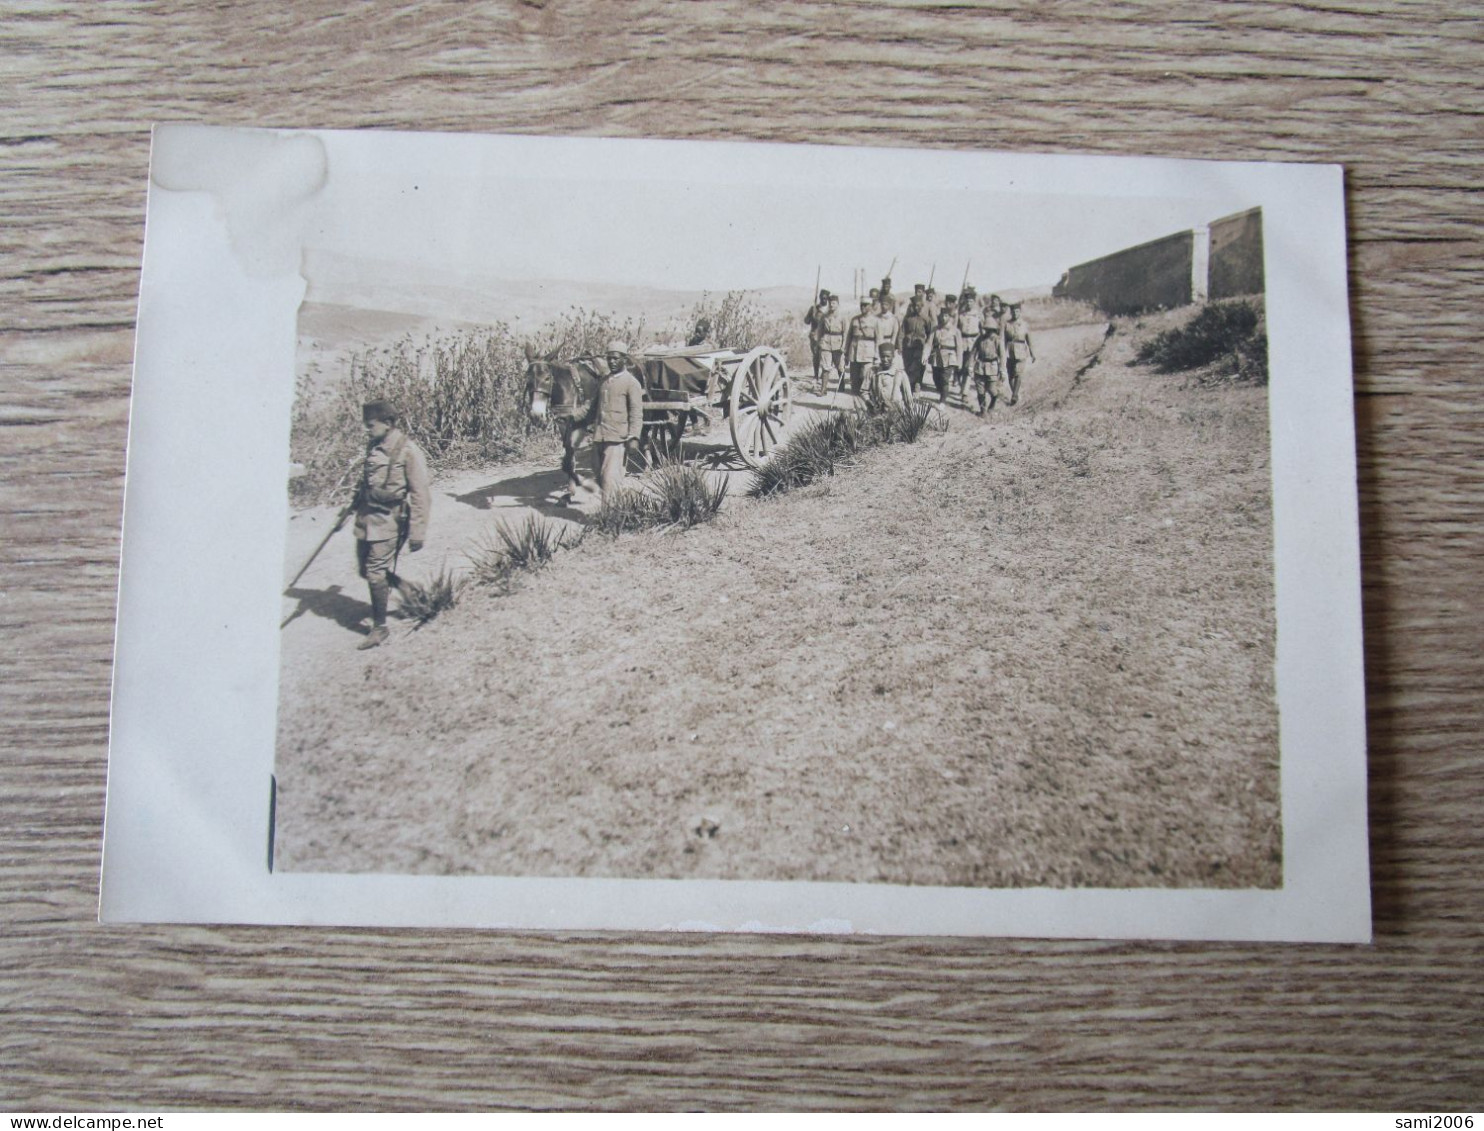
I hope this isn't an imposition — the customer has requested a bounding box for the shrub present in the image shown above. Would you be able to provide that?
[1233,331,1268,385]
[290,307,648,506]
[645,461,729,529]
[467,515,579,590]
[1135,299,1268,384]
[524,306,648,367]
[669,290,809,372]
[746,401,941,499]
[590,486,662,536]
[586,461,731,536]
[496,514,572,571]
[397,565,466,625]
[886,398,946,443]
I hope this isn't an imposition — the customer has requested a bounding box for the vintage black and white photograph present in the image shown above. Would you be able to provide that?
[101,128,1368,938]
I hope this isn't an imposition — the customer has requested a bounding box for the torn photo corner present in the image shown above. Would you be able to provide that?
[100,126,1368,940]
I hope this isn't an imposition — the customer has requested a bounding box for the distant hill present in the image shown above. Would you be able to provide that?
[300,249,817,344]
[297,249,1052,354]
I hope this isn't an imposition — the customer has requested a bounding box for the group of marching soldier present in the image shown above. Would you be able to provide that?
[805,276,1036,415]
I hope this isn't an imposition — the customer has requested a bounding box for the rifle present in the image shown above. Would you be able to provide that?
[885,256,897,280]
[927,263,936,289]
[961,260,971,294]
[286,500,356,591]
[814,264,821,301]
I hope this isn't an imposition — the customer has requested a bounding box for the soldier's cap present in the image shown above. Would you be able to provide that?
[818,288,830,299]
[944,293,957,303]
[881,276,892,286]
[859,298,872,308]
[926,286,938,295]
[879,340,897,352]
[362,399,398,425]
[868,287,880,297]
[605,339,631,356]
[914,283,926,292]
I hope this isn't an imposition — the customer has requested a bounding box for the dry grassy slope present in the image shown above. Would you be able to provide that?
[276,314,1280,890]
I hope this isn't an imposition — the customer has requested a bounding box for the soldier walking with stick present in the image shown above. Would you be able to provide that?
[354,399,430,650]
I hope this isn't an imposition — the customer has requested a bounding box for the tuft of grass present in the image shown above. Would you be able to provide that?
[467,515,579,589]
[747,400,941,500]
[588,462,731,536]
[747,413,851,498]
[646,461,729,529]
[1135,299,1268,385]
[590,486,663,536]
[886,398,946,443]
[397,565,466,625]
[497,513,570,570]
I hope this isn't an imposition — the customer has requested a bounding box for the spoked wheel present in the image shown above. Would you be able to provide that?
[727,346,793,468]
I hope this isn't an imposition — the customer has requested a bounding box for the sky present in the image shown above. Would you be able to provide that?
[300,132,1260,298]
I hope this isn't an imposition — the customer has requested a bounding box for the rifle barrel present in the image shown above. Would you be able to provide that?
[286,505,354,592]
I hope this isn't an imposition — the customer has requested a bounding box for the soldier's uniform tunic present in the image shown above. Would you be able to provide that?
[970,328,1006,411]
[875,304,900,353]
[805,300,828,381]
[1003,313,1034,404]
[818,308,846,391]
[355,427,431,635]
[844,310,882,396]
[899,306,932,392]
[925,320,963,404]
[582,366,646,497]
[955,306,983,397]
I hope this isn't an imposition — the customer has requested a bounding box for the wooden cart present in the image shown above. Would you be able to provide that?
[527,344,795,468]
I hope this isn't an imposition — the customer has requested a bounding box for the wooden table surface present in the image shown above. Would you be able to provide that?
[3,1,1481,1111]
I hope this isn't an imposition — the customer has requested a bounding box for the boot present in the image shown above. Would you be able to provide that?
[358,625,390,650]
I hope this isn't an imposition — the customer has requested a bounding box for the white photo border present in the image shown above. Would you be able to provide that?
[100,127,1369,941]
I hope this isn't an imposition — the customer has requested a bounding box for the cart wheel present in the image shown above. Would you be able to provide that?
[728,347,792,467]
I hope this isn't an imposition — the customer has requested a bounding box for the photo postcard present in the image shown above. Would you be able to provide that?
[99,126,1369,940]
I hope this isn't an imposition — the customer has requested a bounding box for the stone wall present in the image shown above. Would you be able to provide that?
[1052,230,1197,315]
[1207,207,1265,299]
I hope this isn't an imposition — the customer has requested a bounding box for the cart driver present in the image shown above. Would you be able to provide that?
[581,340,646,500]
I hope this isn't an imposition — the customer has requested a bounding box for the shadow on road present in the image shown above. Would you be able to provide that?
[451,469,583,520]
[281,584,371,634]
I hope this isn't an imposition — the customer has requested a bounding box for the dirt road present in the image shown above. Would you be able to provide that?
[275,315,1280,889]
